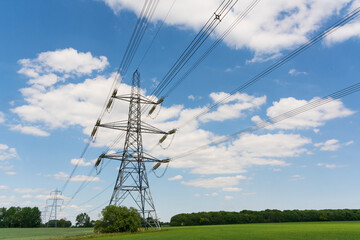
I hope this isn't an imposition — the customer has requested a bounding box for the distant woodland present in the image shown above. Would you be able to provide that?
[170,209,360,226]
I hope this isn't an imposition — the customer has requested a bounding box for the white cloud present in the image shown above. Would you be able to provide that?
[315,139,353,151]
[18,48,108,80]
[102,0,354,60]
[14,188,44,194]
[168,175,183,181]
[0,185,9,190]
[188,95,195,100]
[224,196,234,200]
[70,158,92,167]
[5,171,16,175]
[194,193,201,198]
[222,187,242,192]
[241,192,256,196]
[204,192,219,197]
[315,139,340,151]
[53,171,100,182]
[289,68,307,76]
[181,175,246,189]
[345,140,354,146]
[0,112,4,124]
[317,163,344,169]
[200,92,266,122]
[0,144,18,161]
[289,174,304,181]
[10,124,50,137]
[21,195,32,199]
[255,97,354,130]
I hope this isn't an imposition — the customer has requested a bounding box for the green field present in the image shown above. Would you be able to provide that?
[1,222,360,240]
[0,228,93,240]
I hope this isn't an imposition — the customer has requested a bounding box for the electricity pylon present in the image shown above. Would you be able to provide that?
[45,189,63,227]
[94,70,173,229]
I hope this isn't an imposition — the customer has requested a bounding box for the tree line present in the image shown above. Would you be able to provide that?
[0,207,41,228]
[170,209,360,226]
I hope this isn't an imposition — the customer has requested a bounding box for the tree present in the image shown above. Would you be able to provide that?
[19,207,41,227]
[94,205,141,233]
[58,219,72,228]
[76,213,91,227]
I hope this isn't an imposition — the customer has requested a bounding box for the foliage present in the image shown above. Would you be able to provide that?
[94,205,141,233]
[76,213,92,227]
[170,209,360,226]
[45,219,72,228]
[0,206,41,228]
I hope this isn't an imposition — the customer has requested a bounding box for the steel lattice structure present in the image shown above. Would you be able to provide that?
[96,70,170,229]
[45,189,63,227]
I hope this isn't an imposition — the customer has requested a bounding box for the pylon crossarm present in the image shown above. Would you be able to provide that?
[113,94,158,105]
[99,121,167,134]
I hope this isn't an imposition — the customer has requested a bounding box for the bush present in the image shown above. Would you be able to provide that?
[94,205,141,233]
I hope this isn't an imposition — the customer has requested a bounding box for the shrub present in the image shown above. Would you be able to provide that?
[94,205,141,233]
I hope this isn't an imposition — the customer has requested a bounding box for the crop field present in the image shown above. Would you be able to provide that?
[1,222,360,240]
[0,227,93,240]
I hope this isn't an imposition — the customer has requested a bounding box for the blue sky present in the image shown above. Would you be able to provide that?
[1,0,360,223]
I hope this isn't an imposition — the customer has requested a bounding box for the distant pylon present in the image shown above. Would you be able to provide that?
[45,189,63,227]
[94,70,172,229]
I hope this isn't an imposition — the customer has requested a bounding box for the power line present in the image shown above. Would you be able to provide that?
[59,0,160,195]
[170,81,360,161]
[176,6,360,129]
[137,0,178,69]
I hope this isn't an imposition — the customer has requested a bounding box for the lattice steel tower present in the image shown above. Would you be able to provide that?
[94,70,172,229]
[45,189,63,227]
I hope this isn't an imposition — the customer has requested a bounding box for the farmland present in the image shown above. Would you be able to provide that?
[2,222,360,240]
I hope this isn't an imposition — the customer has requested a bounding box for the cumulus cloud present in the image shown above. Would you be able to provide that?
[10,124,50,137]
[168,175,183,181]
[289,68,307,76]
[200,92,266,122]
[181,175,246,189]
[53,171,100,182]
[102,0,356,60]
[204,192,219,197]
[70,158,93,167]
[315,139,354,151]
[222,187,242,192]
[14,188,45,194]
[0,144,18,161]
[224,195,234,200]
[253,97,354,130]
[18,48,108,81]
[317,163,344,168]
[289,174,304,181]
[315,139,340,151]
[0,185,9,190]
[0,112,4,124]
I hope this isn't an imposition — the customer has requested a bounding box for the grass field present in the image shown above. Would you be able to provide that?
[0,228,93,240]
[1,222,360,240]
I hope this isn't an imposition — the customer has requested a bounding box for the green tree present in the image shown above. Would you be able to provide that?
[76,213,91,227]
[94,205,141,233]
[58,218,72,227]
